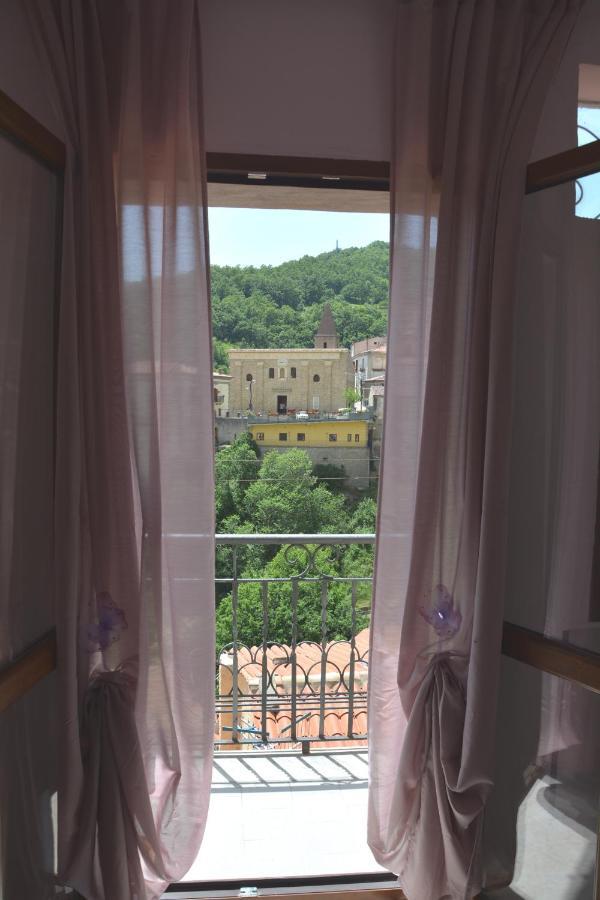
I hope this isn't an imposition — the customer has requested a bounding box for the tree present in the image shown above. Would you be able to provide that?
[344,387,361,408]
[313,462,346,493]
[243,450,349,534]
[210,241,390,350]
[213,338,230,372]
[213,446,376,648]
[215,545,370,649]
[215,433,260,526]
[350,497,377,533]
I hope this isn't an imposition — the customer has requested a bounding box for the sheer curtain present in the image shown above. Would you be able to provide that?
[27,2,214,898]
[368,1,583,898]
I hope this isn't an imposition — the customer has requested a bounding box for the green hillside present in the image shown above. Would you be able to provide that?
[211,241,389,369]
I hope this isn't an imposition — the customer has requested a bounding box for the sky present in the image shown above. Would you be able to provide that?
[207,208,389,268]
[577,106,600,220]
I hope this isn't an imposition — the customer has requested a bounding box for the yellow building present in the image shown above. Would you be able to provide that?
[249,419,368,448]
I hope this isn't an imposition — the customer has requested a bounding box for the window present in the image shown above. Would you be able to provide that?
[347,434,352,442]
[206,159,390,887]
[328,434,337,442]
[246,373,253,382]
[577,67,600,220]
[355,433,360,442]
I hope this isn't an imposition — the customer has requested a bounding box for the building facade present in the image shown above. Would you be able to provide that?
[227,306,352,415]
[249,418,369,449]
[350,336,387,398]
[248,418,371,490]
[362,373,385,466]
[213,372,232,417]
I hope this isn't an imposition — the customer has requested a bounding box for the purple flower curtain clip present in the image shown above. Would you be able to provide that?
[419,584,462,639]
[86,591,128,652]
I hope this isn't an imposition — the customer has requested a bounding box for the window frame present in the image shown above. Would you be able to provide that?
[199,147,600,899]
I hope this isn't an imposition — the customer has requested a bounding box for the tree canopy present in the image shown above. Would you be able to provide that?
[214,437,376,648]
[211,241,389,351]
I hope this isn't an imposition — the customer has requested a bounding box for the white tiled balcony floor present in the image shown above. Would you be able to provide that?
[185,749,386,882]
[182,754,597,896]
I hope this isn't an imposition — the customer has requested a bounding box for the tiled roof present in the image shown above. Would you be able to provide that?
[219,629,370,749]
[351,337,387,356]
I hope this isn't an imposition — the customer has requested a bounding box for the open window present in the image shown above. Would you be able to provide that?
[199,156,392,891]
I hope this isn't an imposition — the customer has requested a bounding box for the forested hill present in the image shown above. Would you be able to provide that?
[211,241,389,368]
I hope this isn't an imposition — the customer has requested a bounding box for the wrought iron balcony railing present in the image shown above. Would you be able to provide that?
[215,533,375,752]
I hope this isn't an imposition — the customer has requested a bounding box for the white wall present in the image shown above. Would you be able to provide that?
[3,0,394,160]
[201,0,395,160]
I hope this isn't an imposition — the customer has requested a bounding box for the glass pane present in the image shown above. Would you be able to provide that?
[577,104,600,147]
[483,659,599,899]
[530,0,600,161]
[507,178,600,654]
[0,132,58,664]
[576,170,600,220]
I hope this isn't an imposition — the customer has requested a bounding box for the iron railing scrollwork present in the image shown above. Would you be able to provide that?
[214,534,374,750]
[576,123,600,219]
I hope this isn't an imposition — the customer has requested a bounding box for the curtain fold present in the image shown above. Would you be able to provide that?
[368,1,583,898]
[26,2,215,898]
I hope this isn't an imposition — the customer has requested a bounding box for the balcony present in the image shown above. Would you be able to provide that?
[180,535,600,891]
[184,533,384,883]
[214,533,374,752]
[243,411,374,424]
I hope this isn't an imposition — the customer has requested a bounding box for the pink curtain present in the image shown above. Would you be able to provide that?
[27,2,215,898]
[368,1,583,898]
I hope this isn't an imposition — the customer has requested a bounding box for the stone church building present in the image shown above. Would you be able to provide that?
[227,304,353,416]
